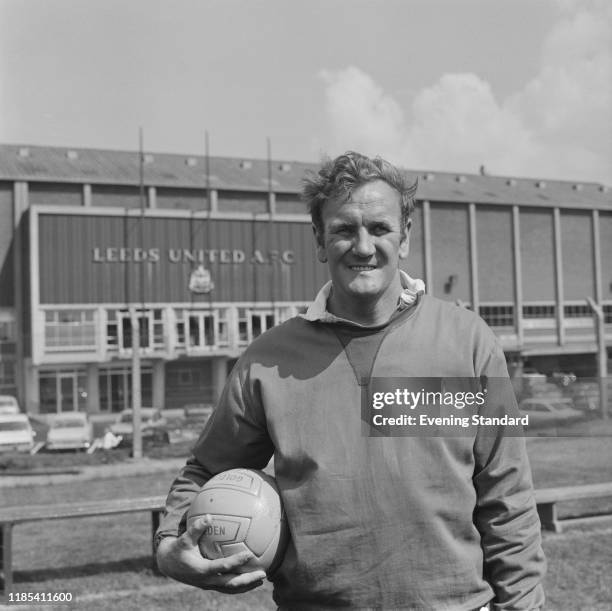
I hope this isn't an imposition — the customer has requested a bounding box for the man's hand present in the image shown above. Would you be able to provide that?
[156,515,267,594]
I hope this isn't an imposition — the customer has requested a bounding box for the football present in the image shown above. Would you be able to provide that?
[187,468,289,574]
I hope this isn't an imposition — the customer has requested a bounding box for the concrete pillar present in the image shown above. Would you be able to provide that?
[468,203,479,313]
[268,191,276,216]
[152,359,165,409]
[512,205,523,345]
[209,189,218,213]
[148,186,157,209]
[23,361,39,415]
[83,184,92,207]
[211,356,228,403]
[422,200,433,294]
[592,209,602,303]
[553,208,565,345]
[86,363,100,414]
[13,182,28,409]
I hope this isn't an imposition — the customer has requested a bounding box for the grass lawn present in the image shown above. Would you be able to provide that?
[0,440,194,473]
[1,432,611,609]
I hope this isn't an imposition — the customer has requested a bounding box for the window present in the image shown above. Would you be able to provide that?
[105,309,165,351]
[602,304,612,324]
[0,321,15,342]
[106,310,118,347]
[217,309,229,347]
[0,360,16,388]
[167,368,195,386]
[44,310,96,350]
[98,367,153,412]
[38,370,88,414]
[522,305,555,319]
[0,321,16,356]
[237,308,275,346]
[175,308,229,350]
[153,309,164,346]
[563,304,592,318]
[121,315,149,348]
[479,305,514,327]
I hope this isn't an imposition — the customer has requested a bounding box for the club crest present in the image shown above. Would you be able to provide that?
[188,264,215,294]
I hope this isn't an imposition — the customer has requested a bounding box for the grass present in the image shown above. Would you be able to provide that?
[1,432,611,609]
[0,441,194,472]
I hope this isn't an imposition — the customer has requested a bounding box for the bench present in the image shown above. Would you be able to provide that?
[535,482,612,533]
[2,485,612,594]
[0,495,166,595]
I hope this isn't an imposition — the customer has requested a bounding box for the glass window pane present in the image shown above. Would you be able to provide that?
[189,316,199,346]
[204,316,214,345]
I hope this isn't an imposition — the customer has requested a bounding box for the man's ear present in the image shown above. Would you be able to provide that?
[312,224,327,263]
[399,219,411,260]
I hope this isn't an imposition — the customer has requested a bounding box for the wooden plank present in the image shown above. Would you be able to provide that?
[0,523,13,595]
[0,496,165,525]
[535,483,612,504]
[557,514,612,529]
[537,503,561,533]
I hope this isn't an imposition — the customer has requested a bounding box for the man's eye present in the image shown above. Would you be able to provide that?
[332,226,353,235]
[371,224,391,235]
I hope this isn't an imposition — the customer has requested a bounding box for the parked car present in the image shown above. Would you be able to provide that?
[45,412,94,451]
[110,408,169,444]
[0,395,20,415]
[518,398,584,428]
[569,381,600,415]
[0,413,36,453]
[183,403,213,425]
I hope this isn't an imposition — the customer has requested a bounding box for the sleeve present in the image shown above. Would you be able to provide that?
[154,356,274,544]
[472,339,546,610]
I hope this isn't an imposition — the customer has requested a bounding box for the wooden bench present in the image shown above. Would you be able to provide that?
[0,495,165,595]
[535,482,612,533]
[2,484,612,594]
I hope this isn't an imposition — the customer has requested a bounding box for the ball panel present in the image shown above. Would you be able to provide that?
[220,541,251,557]
[206,469,261,496]
[185,515,249,543]
[245,516,281,555]
[189,487,263,516]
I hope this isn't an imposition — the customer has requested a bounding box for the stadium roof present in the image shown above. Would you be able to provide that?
[0,143,610,209]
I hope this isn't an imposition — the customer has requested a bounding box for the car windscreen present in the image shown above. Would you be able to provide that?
[120,413,153,423]
[52,419,85,428]
[0,421,29,431]
[551,402,573,410]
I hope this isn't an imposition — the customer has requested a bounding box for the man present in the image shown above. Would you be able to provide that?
[156,152,546,609]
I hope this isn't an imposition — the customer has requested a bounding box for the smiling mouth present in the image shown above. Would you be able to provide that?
[348,265,377,271]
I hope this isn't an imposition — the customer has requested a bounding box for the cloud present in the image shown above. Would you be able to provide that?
[318,1,612,184]
[407,73,534,174]
[318,67,409,159]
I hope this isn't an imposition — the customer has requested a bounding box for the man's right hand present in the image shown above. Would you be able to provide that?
[156,515,267,594]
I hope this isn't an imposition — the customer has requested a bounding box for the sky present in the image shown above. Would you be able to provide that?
[1,0,611,185]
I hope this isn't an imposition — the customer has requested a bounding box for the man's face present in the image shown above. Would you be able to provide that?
[315,179,410,305]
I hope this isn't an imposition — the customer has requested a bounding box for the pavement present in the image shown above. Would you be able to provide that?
[0,456,187,488]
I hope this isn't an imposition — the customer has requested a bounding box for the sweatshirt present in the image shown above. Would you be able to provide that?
[157,289,546,610]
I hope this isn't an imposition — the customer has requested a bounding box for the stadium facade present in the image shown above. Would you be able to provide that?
[0,144,610,415]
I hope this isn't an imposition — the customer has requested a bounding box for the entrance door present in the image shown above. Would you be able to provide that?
[110,371,128,412]
[99,368,154,412]
[58,374,77,412]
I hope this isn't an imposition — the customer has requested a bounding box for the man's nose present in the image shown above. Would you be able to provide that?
[352,228,375,257]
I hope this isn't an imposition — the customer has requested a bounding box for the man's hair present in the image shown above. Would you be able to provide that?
[302,151,418,242]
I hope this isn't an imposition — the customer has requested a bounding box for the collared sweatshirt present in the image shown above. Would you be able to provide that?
[157,292,546,610]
